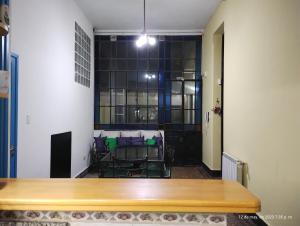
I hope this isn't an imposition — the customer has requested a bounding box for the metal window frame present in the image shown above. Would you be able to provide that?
[95,36,201,128]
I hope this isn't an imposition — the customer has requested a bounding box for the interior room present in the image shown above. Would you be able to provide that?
[0,0,299,226]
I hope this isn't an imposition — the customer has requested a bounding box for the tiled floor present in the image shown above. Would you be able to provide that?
[171,166,218,179]
[85,165,215,179]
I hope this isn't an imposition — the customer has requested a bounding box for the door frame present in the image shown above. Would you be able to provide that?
[220,34,224,171]
[10,53,19,178]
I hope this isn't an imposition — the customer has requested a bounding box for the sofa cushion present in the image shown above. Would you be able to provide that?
[94,136,106,152]
[117,137,130,147]
[146,138,156,146]
[105,138,118,152]
[130,136,144,146]
[153,135,163,146]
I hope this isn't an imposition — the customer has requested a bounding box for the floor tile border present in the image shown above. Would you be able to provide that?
[0,211,226,225]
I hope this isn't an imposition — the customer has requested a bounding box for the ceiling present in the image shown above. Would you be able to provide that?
[74,0,221,35]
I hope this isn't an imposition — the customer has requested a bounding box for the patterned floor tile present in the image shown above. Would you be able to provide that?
[0,211,227,225]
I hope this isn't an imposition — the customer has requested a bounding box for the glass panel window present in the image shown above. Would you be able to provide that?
[184,81,195,109]
[148,107,158,123]
[127,107,138,124]
[127,90,137,105]
[138,108,148,123]
[128,41,137,58]
[100,107,110,124]
[184,110,195,124]
[172,81,182,94]
[183,41,195,59]
[127,71,137,89]
[172,94,182,107]
[138,59,148,70]
[138,91,147,105]
[148,59,159,71]
[184,94,195,109]
[171,42,182,58]
[111,107,126,124]
[127,107,147,124]
[111,42,117,58]
[127,59,137,70]
[149,44,159,58]
[171,59,183,71]
[171,109,182,123]
[171,72,183,80]
[165,59,171,71]
[99,59,110,70]
[99,72,110,88]
[100,89,110,106]
[138,47,148,58]
[185,81,195,95]
[113,59,127,70]
[148,72,158,89]
[111,89,125,106]
[183,72,195,80]
[138,72,148,89]
[116,42,127,58]
[112,72,126,88]
[100,42,111,58]
[148,91,158,106]
[184,59,195,71]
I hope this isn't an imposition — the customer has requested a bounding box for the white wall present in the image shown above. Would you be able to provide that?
[202,0,300,225]
[10,0,94,178]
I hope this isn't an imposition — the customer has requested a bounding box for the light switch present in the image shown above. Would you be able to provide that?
[26,115,31,125]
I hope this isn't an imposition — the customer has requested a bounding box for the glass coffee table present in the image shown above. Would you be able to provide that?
[98,146,169,178]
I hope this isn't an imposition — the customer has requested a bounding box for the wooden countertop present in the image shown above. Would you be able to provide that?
[0,179,260,213]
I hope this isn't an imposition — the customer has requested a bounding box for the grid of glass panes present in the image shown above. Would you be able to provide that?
[166,39,199,125]
[97,71,159,124]
[75,22,91,88]
[95,36,200,125]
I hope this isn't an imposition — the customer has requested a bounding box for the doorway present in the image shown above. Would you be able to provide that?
[211,24,224,171]
[220,34,224,169]
[168,79,202,165]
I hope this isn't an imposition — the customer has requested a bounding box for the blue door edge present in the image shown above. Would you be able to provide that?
[10,52,19,178]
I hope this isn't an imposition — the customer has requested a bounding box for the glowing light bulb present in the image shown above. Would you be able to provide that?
[136,35,156,47]
[148,36,156,46]
[136,34,147,47]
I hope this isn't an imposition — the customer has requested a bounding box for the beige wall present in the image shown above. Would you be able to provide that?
[202,0,300,225]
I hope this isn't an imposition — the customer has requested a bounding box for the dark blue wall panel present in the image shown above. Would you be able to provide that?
[0,0,9,177]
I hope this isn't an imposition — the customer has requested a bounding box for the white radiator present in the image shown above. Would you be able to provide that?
[222,152,243,184]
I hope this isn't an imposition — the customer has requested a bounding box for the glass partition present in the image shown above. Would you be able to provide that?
[94,36,201,128]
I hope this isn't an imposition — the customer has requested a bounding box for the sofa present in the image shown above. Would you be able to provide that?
[94,130,165,149]
[93,130,166,178]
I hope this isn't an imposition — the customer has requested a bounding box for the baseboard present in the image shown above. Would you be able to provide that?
[75,166,91,178]
[201,162,221,177]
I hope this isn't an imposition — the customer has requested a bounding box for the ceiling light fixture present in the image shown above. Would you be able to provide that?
[136,0,156,48]
[145,74,156,80]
